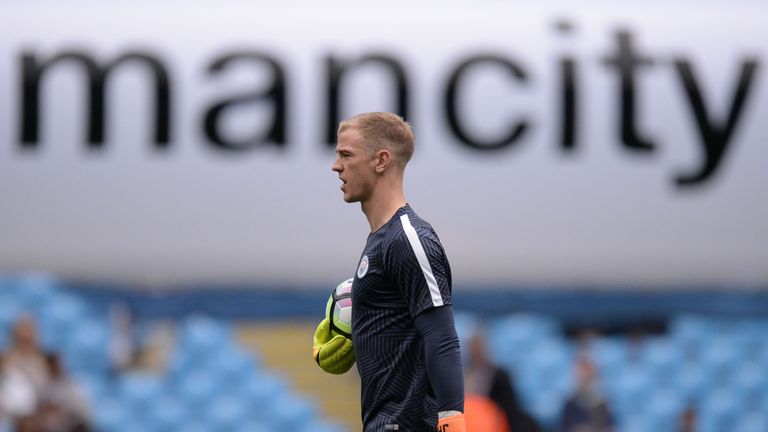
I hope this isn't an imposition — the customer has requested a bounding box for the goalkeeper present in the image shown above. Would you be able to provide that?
[314,112,465,432]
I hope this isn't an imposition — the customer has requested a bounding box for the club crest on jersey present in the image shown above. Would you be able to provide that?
[357,255,369,278]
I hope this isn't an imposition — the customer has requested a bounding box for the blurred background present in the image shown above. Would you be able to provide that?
[0,0,766,431]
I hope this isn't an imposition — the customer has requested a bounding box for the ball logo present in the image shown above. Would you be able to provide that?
[357,255,369,278]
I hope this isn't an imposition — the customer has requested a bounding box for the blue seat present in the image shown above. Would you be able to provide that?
[645,388,685,430]
[736,410,768,432]
[488,313,560,366]
[642,338,683,385]
[614,365,652,416]
[206,395,250,432]
[525,338,573,396]
[297,420,347,432]
[529,389,564,430]
[39,292,89,351]
[93,397,130,432]
[590,337,626,384]
[698,390,741,432]
[235,372,288,414]
[674,361,708,403]
[271,394,317,432]
[175,369,221,413]
[13,274,58,313]
[118,373,165,413]
[65,318,111,374]
[699,336,740,389]
[176,315,232,366]
[211,346,257,386]
[148,395,185,431]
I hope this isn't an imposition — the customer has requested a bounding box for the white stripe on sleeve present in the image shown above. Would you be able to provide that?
[400,214,444,307]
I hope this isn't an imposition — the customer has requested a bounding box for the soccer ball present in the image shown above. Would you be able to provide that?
[326,278,353,338]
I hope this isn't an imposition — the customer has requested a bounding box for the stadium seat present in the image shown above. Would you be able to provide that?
[271,394,318,431]
[206,395,250,432]
[117,373,165,413]
[39,292,89,351]
[642,338,683,385]
[698,390,741,432]
[175,369,221,413]
[93,397,130,432]
[236,371,288,414]
[175,315,232,363]
[210,346,258,386]
[13,274,58,312]
[735,411,768,432]
[644,388,685,431]
[65,317,112,374]
[590,337,626,385]
[614,365,653,416]
[488,313,560,367]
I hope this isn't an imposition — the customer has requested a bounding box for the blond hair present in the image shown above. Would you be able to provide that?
[338,112,414,168]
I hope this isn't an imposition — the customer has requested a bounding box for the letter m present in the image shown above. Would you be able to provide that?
[20,50,171,151]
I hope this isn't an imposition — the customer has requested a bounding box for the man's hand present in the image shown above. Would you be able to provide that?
[437,411,466,432]
[312,318,355,374]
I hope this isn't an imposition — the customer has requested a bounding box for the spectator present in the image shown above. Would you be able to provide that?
[0,351,37,421]
[465,332,542,432]
[36,354,91,432]
[558,357,614,432]
[4,316,49,405]
[108,302,139,375]
[678,406,696,432]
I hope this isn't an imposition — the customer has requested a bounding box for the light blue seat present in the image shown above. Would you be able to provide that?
[699,336,740,389]
[698,390,741,432]
[206,395,250,432]
[529,389,564,430]
[669,315,716,361]
[65,317,111,374]
[297,419,348,432]
[175,369,221,413]
[39,292,89,351]
[488,313,560,366]
[118,373,165,413]
[675,361,709,403]
[614,365,652,416]
[236,372,288,415]
[644,388,685,430]
[642,338,683,385]
[13,274,58,313]
[735,411,768,432]
[147,395,185,431]
[231,420,272,432]
[72,371,110,403]
[175,315,232,367]
[591,337,626,384]
[734,362,767,409]
[620,415,652,432]
[271,394,317,432]
[211,346,257,386]
[525,338,573,396]
[0,300,22,349]
[93,397,130,432]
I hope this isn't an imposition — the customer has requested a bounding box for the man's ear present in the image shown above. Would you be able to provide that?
[374,149,391,173]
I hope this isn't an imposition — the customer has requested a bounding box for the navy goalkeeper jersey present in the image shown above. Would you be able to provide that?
[351,204,453,431]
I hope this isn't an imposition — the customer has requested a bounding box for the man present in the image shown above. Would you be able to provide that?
[313,112,466,431]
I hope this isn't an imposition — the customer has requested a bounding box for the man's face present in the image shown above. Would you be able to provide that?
[332,129,377,203]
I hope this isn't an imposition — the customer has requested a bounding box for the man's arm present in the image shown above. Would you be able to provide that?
[414,305,465,429]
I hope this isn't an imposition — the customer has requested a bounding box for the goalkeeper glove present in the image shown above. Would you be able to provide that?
[437,411,466,432]
[312,318,355,374]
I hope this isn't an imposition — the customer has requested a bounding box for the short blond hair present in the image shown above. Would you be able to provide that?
[338,112,414,168]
